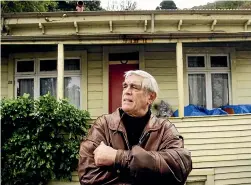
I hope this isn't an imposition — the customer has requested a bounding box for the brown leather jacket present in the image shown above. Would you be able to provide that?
[78,109,192,185]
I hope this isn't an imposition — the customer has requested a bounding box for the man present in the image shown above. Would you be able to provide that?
[78,70,192,185]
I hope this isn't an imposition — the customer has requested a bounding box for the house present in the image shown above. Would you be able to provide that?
[1,9,251,185]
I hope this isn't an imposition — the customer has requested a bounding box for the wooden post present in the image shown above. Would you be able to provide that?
[103,46,109,114]
[7,56,14,98]
[176,42,184,117]
[139,45,145,70]
[57,43,64,100]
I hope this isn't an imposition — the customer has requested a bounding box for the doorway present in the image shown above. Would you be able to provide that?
[109,52,139,113]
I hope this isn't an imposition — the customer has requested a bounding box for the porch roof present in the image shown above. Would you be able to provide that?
[2,9,251,44]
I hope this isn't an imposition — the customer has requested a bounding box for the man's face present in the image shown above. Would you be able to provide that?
[121,74,155,117]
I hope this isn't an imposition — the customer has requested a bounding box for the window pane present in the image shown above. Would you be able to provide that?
[211,74,229,108]
[188,56,205,67]
[65,59,80,71]
[17,79,34,98]
[64,77,80,108]
[17,60,34,72]
[188,74,206,107]
[40,78,57,97]
[210,56,228,67]
[40,60,57,71]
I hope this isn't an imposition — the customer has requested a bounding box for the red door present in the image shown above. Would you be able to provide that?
[109,64,138,113]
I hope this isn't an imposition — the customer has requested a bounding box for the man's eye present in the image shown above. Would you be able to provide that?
[133,85,140,90]
[123,84,127,89]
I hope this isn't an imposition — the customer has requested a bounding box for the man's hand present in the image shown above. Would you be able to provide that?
[93,141,117,167]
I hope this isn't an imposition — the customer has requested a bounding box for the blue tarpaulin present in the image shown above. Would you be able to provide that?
[172,104,251,117]
[221,105,251,114]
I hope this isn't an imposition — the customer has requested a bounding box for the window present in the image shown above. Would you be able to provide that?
[187,54,230,109]
[17,78,34,98]
[40,59,57,71]
[64,77,80,108]
[15,58,81,108]
[40,78,57,96]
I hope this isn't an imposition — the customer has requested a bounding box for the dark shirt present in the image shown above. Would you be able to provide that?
[119,108,151,148]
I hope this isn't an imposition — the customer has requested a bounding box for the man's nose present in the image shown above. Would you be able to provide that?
[123,86,132,95]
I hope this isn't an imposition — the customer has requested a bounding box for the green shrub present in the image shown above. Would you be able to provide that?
[1,94,91,185]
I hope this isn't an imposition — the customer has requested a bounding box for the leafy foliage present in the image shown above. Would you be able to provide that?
[192,1,251,9]
[1,94,90,185]
[1,1,58,13]
[1,0,103,13]
[156,0,177,10]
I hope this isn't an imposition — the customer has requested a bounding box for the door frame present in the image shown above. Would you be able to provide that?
[102,45,145,114]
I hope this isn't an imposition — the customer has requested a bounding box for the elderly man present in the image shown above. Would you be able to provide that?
[78,70,192,185]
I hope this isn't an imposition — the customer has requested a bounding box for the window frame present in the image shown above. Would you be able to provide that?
[186,54,206,70]
[186,54,231,109]
[15,57,82,108]
[15,59,35,75]
[208,54,230,70]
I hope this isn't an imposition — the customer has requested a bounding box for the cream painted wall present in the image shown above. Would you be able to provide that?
[235,51,251,104]
[144,44,179,111]
[171,115,251,185]
[87,47,104,118]
[1,58,8,98]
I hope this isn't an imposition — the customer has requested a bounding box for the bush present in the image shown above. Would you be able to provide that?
[1,94,91,185]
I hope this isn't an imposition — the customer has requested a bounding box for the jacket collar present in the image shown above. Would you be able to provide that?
[107,108,163,133]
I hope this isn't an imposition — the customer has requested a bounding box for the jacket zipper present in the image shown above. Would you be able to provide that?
[122,132,130,149]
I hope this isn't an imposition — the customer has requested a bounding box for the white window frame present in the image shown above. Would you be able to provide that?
[15,57,82,108]
[15,59,35,75]
[38,58,58,73]
[186,54,206,70]
[64,58,81,73]
[186,54,231,109]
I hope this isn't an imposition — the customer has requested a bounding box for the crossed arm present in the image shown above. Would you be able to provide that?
[78,119,192,185]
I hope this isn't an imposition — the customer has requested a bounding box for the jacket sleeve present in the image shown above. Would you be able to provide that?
[114,122,192,185]
[78,116,118,185]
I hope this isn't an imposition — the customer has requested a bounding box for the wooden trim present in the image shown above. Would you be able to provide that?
[7,56,14,98]
[176,42,184,117]
[230,48,237,105]
[139,45,145,70]
[188,169,215,185]
[11,51,84,59]
[57,43,64,100]
[3,37,251,45]
[81,50,88,110]
[103,46,109,114]
[109,60,139,65]
[151,13,155,33]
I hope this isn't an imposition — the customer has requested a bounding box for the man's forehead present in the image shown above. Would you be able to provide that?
[124,76,143,84]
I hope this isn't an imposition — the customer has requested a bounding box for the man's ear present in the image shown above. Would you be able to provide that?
[148,92,157,104]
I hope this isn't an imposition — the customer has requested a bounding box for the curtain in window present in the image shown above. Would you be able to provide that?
[188,74,206,107]
[17,79,34,98]
[64,59,80,70]
[40,78,57,97]
[64,77,80,108]
[211,74,229,108]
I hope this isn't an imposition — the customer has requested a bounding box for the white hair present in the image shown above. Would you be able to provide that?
[124,70,159,98]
